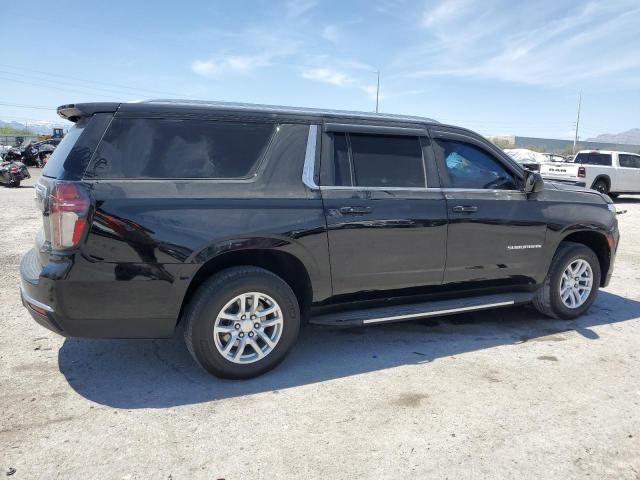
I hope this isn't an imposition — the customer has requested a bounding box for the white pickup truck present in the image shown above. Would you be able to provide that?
[540,150,640,198]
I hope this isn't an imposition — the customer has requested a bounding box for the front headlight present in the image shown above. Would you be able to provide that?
[607,203,617,214]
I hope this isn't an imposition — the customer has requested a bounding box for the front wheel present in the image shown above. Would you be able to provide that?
[533,242,601,320]
[183,266,300,379]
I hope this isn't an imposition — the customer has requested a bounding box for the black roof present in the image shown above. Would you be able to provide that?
[58,99,439,125]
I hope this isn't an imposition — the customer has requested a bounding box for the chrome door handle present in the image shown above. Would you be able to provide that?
[452,205,478,213]
[339,206,372,215]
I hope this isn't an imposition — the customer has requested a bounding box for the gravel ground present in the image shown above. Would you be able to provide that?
[1,170,639,479]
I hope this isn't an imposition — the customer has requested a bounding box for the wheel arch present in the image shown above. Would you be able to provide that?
[559,230,611,287]
[178,247,314,326]
[591,175,611,191]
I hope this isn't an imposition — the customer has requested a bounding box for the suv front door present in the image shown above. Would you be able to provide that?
[319,124,448,296]
[431,128,547,286]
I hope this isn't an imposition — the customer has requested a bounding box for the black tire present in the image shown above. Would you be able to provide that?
[183,266,300,379]
[592,179,609,195]
[10,180,20,188]
[533,242,600,320]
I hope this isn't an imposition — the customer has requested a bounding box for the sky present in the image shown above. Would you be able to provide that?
[1,0,639,140]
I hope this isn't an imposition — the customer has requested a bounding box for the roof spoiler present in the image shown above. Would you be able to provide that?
[57,102,120,122]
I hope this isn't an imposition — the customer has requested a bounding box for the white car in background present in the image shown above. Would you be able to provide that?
[503,148,551,171]
[540,150,640,197]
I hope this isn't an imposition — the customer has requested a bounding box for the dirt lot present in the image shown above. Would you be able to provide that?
[1,169,639,479]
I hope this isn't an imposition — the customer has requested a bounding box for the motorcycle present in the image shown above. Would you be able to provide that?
[0,158,30,187]
[18,143,42,167]
[3,147,23,162]
[4,143,56,168]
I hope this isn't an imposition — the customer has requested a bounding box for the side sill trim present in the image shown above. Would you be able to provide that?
[361,300,515,324]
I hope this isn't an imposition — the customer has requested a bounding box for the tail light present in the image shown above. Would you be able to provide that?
[10,166,19,173]
[578,166,586,178]
[49,182,91,249]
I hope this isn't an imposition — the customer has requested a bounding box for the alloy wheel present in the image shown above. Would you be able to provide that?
[559,259,593,309]
[213,292,284,364]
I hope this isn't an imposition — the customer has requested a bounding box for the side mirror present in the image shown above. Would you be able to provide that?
[524,171,544,194]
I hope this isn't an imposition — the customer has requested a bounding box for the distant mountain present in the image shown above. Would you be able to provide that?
[0,119,59,135]
[586,128,640,145]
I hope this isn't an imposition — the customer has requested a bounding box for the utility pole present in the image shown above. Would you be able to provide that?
[375,70,380,113]
[573,91,582,154]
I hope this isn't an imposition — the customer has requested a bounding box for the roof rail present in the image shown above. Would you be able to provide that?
[138,99,439,124]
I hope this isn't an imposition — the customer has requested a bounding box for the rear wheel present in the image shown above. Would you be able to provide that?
[592,179,609,195]
[533,242,600,320]
[183,266,300,379]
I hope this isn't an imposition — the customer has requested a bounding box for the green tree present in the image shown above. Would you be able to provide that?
[0,126,30,135]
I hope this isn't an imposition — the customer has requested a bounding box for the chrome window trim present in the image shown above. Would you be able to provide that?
[305,125,431,191]
[301,125,528,194]
[319,186,439,192]
[302,125,319,189]
[441,188,526,195]
[324,123,429,137]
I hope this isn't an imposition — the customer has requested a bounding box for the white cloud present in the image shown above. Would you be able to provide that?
[321,25,341,43]
[301,68,354,86]
[285,0,316,18]
[423,0,470,27]
[361,85,379,100]
[191,54,271,77]
[404,1,640,87]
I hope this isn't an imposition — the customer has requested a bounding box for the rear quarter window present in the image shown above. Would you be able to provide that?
[41,120,86,178]
[619,154,640,168]
[87,118,274,179]
[575,152,612,166]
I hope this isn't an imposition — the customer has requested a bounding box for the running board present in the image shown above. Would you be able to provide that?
[309,292,534,327]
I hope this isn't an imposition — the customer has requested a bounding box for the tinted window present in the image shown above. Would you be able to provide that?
[439,140,517,190]
[42,120,86,178]
[575,152,612,166]
[333,133,352,186]
[619,154,640,168]
[89,118,274,178]
[348,133,425,188]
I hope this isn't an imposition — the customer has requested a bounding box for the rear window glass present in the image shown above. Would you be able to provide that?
[41,121,86,178]
[575,152,612,166]
[88,118,274,179]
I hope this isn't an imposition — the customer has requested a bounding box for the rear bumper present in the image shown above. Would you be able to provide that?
[19,248,179,338]
[20,288,66,336]
[543,177,586,187]
[20,248,69,336]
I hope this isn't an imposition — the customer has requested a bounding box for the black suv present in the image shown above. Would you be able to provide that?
[20,100,619,378]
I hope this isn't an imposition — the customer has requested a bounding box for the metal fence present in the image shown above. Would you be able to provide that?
[0,134,39,147]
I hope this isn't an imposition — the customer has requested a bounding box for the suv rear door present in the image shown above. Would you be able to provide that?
[319,124,447,295]
[35,113,113,267]
[431,128,547,285]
